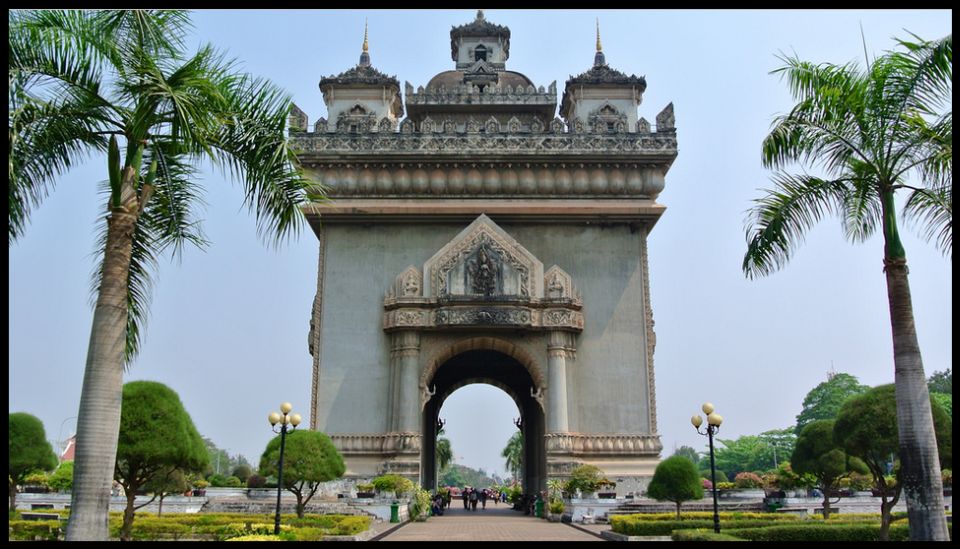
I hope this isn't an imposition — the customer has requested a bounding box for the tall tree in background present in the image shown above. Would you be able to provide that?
[8,413,58,511]
[743,33,952,540]
[501,431,523,482]
[114,381,208,540]
[835,384,952,541]
[795,373,870,435]
[9,11,317,540]
[436,428,453,475]
[927,368,951,394]
[792,419,867,519]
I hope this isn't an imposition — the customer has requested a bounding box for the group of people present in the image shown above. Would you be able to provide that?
[429,486,509,516]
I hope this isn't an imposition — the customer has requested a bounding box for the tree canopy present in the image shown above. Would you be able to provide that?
[795,373,870,435]
[835,384,952,540]
[647,456,705,519]
[928,368,952,395]
[8,412,58,510]
[259,430,345,517]
[115,381,208,540]
[792,419,867,518]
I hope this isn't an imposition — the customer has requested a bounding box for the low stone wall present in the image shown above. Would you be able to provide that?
[16,493,206,514]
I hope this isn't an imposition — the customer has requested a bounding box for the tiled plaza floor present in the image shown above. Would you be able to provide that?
[379,505,604,542]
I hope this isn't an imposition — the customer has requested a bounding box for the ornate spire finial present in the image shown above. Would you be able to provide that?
[593,18,606,67]
[362,19,369,53]
[358,19,371,67]
[596,18,602,52]
[477,9,485,21]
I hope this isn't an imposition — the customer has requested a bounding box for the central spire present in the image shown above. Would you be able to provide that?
[362,19,369,53]
[594,18,606,66]
[359,19,371,66]
[477,9,484,21]
[596,18,602,52]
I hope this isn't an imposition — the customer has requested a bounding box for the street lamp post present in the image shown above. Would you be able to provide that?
[691,402,724,534]
[268,402,301,536]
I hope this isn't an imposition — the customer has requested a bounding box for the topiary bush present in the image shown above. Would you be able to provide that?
[372,474,414,496]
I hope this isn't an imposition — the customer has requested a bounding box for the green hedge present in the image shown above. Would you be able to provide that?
[611,518,793,536]
[671,528,746,541]
[25,511,370,541]
[613,511,801,522]
[8,520,63,541]
[725,523,912,541]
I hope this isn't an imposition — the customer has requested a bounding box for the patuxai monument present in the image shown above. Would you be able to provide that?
[291,11,677,496]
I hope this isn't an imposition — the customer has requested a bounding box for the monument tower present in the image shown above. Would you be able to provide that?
[293,11,677,495]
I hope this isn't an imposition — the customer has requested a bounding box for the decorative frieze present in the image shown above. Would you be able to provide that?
[544,433,663,456]
[383,305,583,332]
[291,132,676,156]
[305,163,668,198]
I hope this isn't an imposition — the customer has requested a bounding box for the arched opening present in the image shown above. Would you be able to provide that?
[474,44,488,62]
[421,349,545,496]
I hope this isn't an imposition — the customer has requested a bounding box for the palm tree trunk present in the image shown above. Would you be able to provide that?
[880,190,948,541]
[884,258,948,540]
[65,210,138,541]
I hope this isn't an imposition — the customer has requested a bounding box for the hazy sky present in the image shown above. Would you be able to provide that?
[9,10,952,481]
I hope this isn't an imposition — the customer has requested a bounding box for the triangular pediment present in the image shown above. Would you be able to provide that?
[423,214,544,299]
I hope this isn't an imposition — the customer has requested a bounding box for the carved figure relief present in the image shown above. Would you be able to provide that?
[548,272,564,298]
[467,243,500,296]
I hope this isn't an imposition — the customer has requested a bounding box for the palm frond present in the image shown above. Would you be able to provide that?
[8,90,109,244]
[743,173,852,278]
[209,73,315,245]
[840,159,883,244]
[764,56,873,175]
[903,185,952,258]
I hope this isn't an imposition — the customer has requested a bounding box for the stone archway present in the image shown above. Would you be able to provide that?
[421,348,546,495]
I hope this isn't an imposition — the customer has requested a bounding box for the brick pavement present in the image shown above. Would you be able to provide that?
[379,505,603,541]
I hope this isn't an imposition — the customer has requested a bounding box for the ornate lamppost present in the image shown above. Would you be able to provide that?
[691,402,723,534]
[268,402,301,536]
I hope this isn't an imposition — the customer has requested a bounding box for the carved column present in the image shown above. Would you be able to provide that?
[392,331,421,433]
[547,331,574,433]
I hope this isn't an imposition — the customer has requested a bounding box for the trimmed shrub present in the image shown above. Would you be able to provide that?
[372,474,414,496]
[226,534,280,541]
[334,516,371,535]
[246,474,266,488]
[734,472,763,489]
[701,469,729,483]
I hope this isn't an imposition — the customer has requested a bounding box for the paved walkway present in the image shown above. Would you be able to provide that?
[379,505,603,541]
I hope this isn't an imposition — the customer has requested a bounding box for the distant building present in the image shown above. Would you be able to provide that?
[60,434,76,462]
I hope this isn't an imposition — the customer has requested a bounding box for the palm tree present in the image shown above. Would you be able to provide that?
[743,33,951,541]
[9,11,317,540]
[436,428,453,473]
[501,431,523,483]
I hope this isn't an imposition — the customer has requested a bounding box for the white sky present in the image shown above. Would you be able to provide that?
[8,10,952,480]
